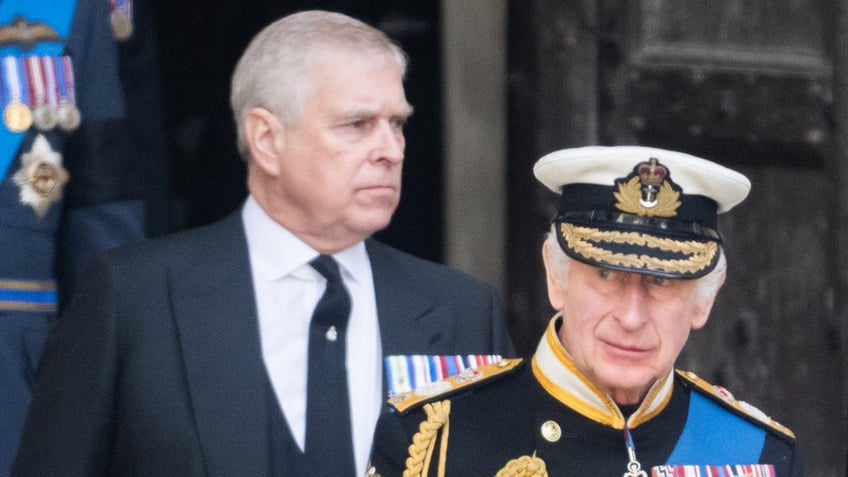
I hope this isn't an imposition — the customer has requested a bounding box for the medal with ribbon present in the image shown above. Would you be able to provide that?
[40,55,59,129]
[54,55,79,132]
[25,55,55,130]
[109,0,133,40]
[2,55,32,132]
[0,2,77,184]
[12,134,68,216]
[623,426,647,477]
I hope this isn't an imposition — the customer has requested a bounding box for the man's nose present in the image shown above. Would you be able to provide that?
[615,281,650,330]
[372,121,404,164]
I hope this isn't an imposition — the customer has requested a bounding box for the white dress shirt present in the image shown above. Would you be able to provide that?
[242,197,383,474]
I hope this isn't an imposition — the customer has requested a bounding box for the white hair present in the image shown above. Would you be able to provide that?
[230,10,408,162]
[544,228,726,305]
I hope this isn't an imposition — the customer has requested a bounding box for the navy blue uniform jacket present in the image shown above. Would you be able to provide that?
[369,318,802,476]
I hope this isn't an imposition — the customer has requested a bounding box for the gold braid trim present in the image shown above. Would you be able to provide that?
[403,400,451,477]
[561,223,717,275]
[495,452,549,477]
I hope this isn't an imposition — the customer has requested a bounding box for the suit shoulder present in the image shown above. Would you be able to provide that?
[388,358,524,414]
[676,369,796,440]
[366,240,448,270]
[366,240,493,286]
[93,213,245,271]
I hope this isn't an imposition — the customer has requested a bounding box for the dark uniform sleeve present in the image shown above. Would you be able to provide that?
[114,0,172,237]
[12,254,122,476]
[761,431,804,476]
[56,0,147,299]
[369,408,422,476]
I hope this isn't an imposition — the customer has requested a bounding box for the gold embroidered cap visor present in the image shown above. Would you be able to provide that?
[534,146,751,279]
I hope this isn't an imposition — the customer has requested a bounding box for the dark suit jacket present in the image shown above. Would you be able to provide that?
[12,211,514,476]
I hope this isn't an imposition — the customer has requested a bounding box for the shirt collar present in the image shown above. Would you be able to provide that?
[531,313,674,429]
[241,196,369,283]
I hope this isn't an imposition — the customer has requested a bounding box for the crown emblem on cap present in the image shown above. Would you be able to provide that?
[613,158,681,217]
[638,158,666,193]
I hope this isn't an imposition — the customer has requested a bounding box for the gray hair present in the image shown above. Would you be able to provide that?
[544,229,726,305]
[229,10,408,162]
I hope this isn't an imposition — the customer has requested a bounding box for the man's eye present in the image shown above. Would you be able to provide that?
[391,117,408,129]
[598,269,611,279]
[649,276,670,287]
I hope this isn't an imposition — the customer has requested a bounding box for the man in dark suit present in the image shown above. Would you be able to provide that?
[13,10,513,477]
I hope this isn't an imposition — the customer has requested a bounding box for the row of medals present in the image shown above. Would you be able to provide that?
[5,100,80,133]
[2,1,133,133]
[2,56,80,134]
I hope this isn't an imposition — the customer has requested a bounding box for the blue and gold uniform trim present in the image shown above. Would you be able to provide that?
[531,314,674,430]
[0,279,57,312]
[676,370,795,439]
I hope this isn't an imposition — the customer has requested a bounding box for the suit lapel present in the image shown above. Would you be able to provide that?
[171,233,458,472]
[171,212,271,477]
[367,240,457,355]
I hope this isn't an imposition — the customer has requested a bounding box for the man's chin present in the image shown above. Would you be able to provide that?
[357,210,398,236]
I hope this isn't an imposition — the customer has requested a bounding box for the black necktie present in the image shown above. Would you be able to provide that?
[305,255,356,475]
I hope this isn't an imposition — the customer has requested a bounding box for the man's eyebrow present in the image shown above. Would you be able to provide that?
[399,103,415,118]
[339,104,414,121]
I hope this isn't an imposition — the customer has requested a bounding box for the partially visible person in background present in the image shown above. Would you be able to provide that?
[12,10,513,476]
[112,0,173,237]
[0,0,148,473]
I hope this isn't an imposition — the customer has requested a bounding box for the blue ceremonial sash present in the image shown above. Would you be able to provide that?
[0,0,76,181]
[666,391,766,465]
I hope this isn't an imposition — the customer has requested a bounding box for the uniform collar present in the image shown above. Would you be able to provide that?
[531,314,674,429]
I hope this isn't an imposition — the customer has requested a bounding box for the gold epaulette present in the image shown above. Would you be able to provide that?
[388,358,523,414]
[676,370,796,439]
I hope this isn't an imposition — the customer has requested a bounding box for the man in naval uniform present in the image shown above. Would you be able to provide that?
[368,146,802,476]
[0,0,144,473]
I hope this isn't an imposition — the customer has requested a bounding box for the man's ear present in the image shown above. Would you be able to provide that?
[542,241,565,310]
[691,270,726,330]
[244,107,285,176]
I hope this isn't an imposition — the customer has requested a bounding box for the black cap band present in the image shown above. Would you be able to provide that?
[557,210,722,242]
[559,183,719,231]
